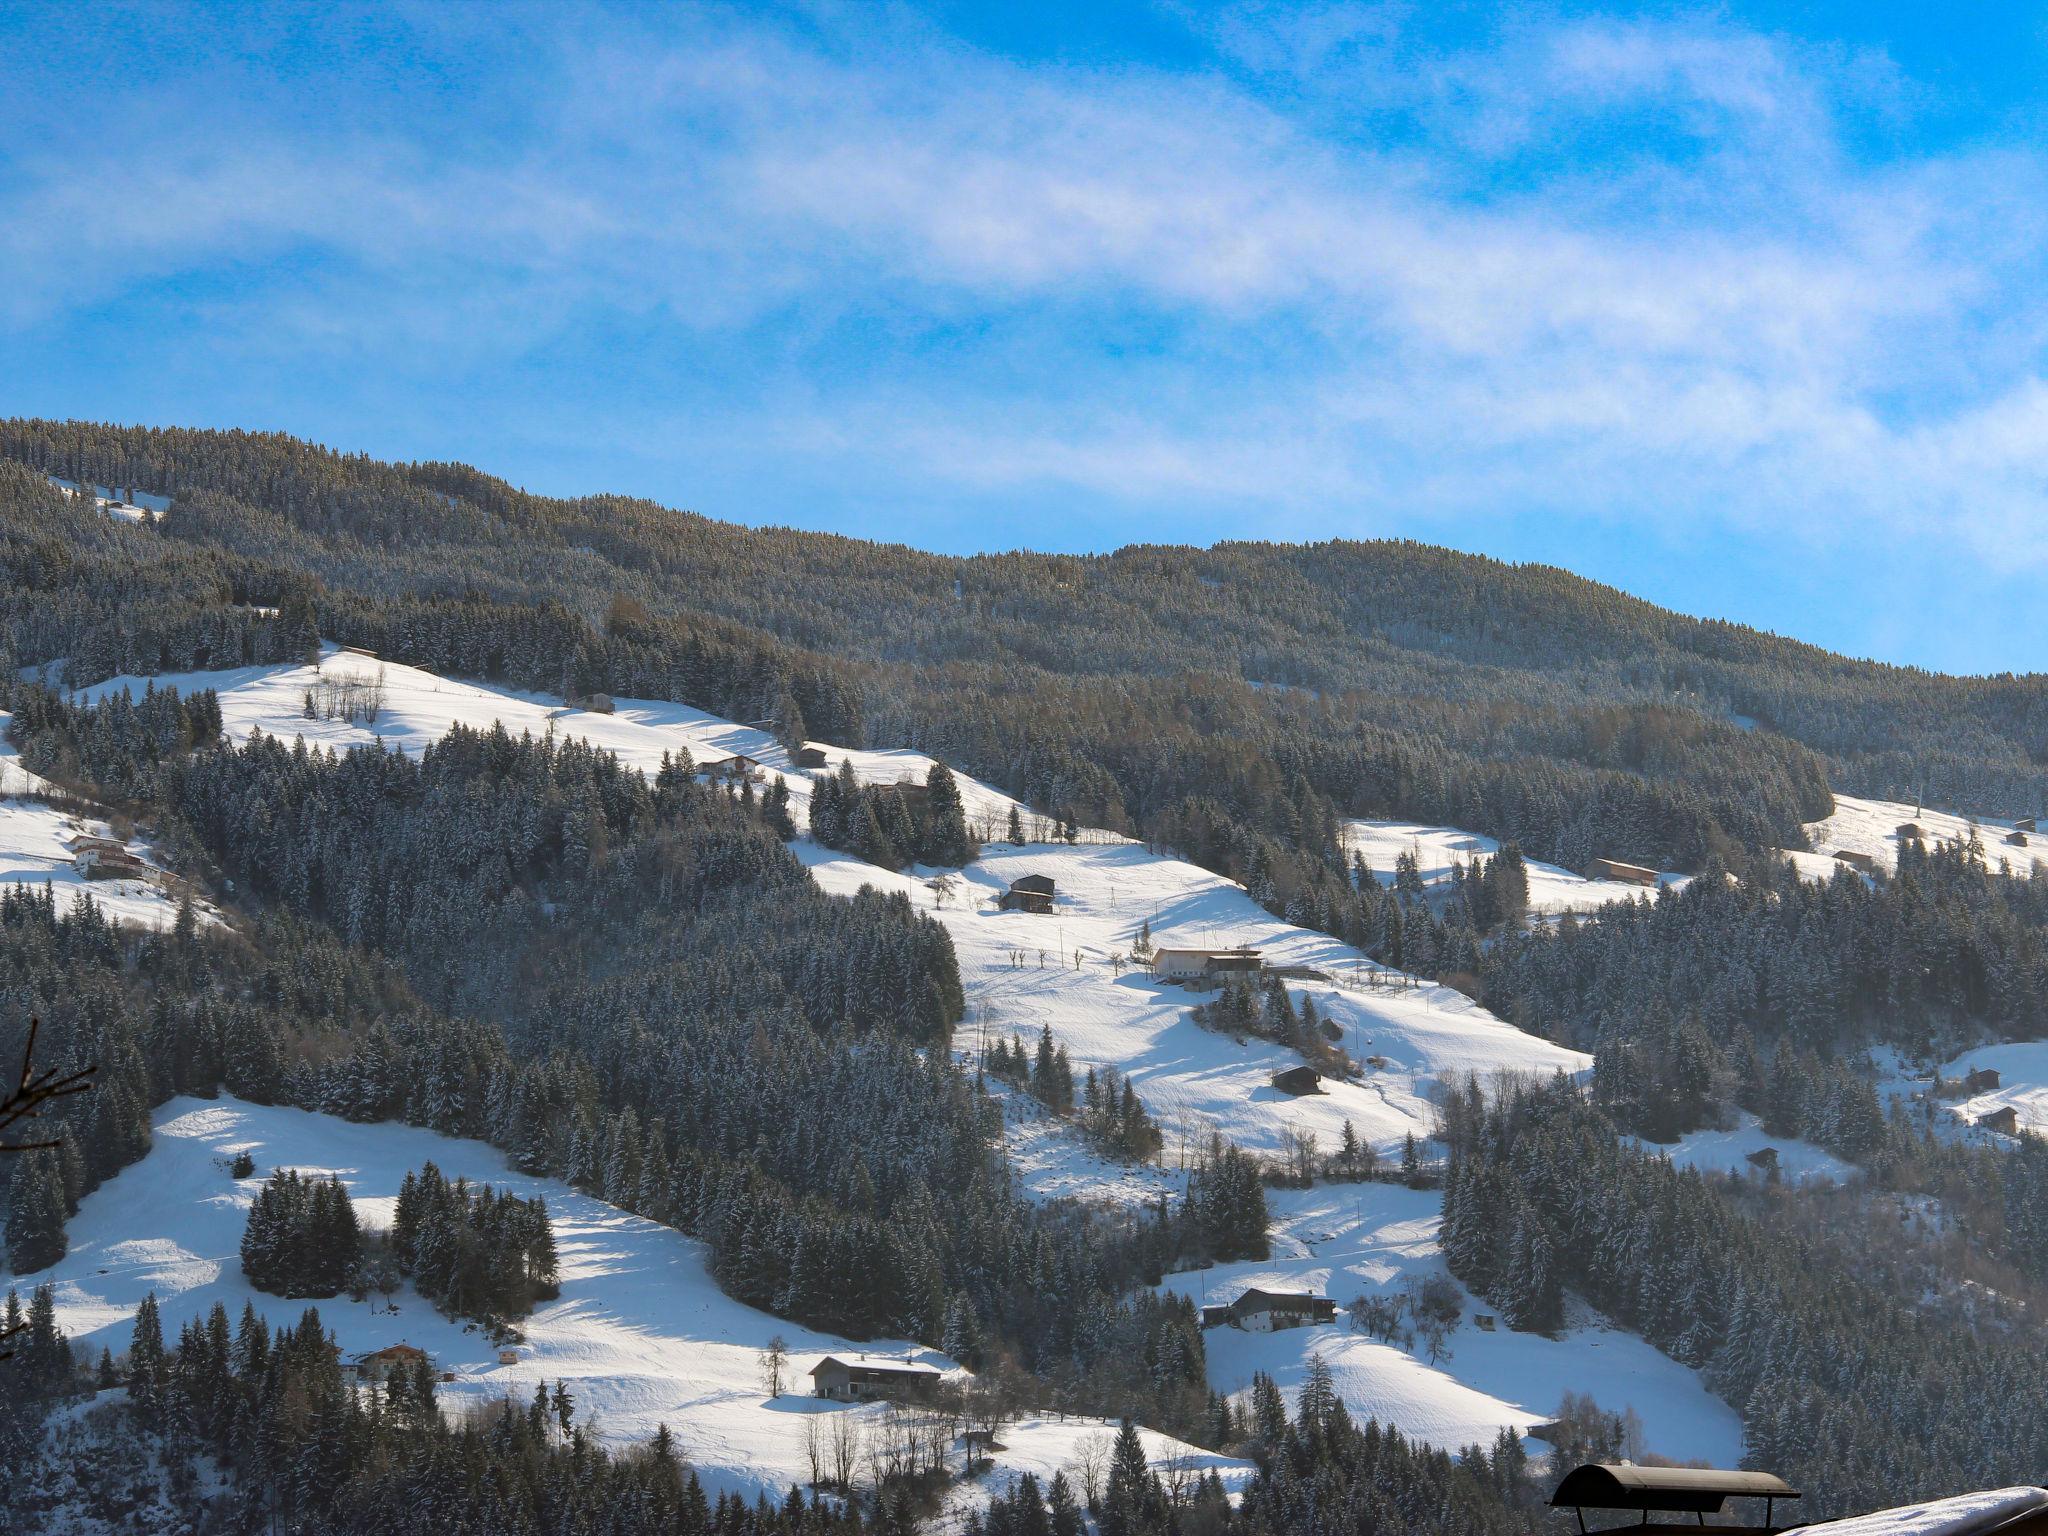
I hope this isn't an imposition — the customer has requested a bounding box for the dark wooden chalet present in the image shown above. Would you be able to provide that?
[794,747,830,769]
[1269,1065,1324,1096]
[1979,1106,2021,1136]
[999,874,1056,914]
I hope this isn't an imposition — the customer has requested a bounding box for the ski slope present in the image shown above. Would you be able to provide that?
[25,1096,1245,1503]
[1159,1183,1745,1465]
[1343,819,1687,916]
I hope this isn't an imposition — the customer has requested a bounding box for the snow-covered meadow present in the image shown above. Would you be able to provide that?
[25,1095,1245,1505]
[1342,819,1688,916]
[1158,1183,1746,1466]
[1802,793,2039,877]
[39,651,1764,1466]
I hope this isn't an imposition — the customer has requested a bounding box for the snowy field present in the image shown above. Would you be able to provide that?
[73,652,1588,1163]
[73,650,1026,837]
[802,838,1588,1162]
[1343,819,1687,916]
[52,653,1748,1462]
[0,710,53,796]
[24,1096,1244,1504]
[0,795,209,929]
[987,1081,1180,1209]
[1158,1183,1744,1465]
[1938,1042,2048,1139]
[48,474,171,523]
[1626,1114,1852,1185]
[1803,793,2038,877]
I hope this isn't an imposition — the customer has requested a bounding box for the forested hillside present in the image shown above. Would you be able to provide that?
[4,421,2048,1535]
[4,420,2040,896]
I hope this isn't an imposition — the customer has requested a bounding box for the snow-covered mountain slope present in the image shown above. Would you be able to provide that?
[988,1082,1179,1209]
[75,651,1588,1162]
[1936,1042,2048,1139]
[800,838,1587,1162]
[0,710,53,796]
[26,1095,1246,1503]
[0,794,211,930]
[1343,819,1688,916]
[72,650,1026,836]
[1806,794,2038,876]
[1627,1115,1852,1186]
[59,653,1708,1461]
[1159,1183,1744,1465]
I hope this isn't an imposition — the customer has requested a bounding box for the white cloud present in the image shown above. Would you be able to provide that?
[4,7,2048,570]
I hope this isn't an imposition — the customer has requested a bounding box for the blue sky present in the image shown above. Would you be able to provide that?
[5,2,2048,674]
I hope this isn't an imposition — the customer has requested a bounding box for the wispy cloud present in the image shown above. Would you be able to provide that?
[5,4,2048,579]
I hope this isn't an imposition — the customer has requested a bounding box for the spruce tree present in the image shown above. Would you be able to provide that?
[4,1144,68,1272]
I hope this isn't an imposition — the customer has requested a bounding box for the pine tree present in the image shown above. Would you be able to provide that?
[5,1144,68,1272]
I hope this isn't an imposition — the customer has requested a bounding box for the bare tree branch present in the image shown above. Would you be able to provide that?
[0,1015,97,1153]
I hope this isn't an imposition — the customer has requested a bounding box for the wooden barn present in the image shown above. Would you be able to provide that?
[1979,1106,2021,1136]
[1964,1067,2002,1094]
[1832,848,1877,873]
[1896,822,1924,840]
[2006,831,2030,848]
[2018,817,2038,833]
[1269,1065,1324,1096]
[1587,857,1660,887]
[809,1355,941,1402]
[998,874,1056,914]
[1207,1288,1337,1333]
[794,746,830,769]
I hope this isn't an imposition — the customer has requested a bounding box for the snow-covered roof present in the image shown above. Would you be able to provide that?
[1801,1487,2048,1536]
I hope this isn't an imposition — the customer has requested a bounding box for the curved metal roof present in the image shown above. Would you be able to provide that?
[1551,1464,1800,1514]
